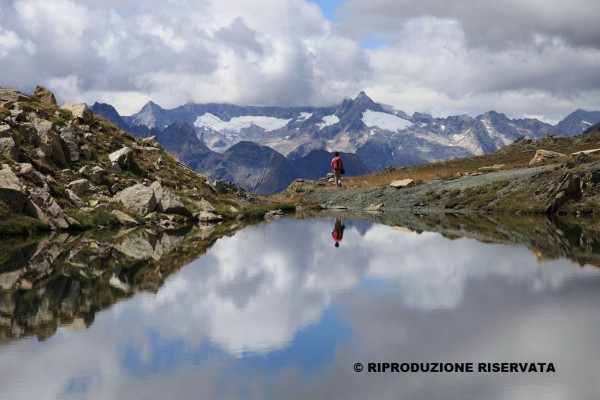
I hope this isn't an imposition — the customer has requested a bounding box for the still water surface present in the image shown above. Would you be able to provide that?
[1,217,599,399]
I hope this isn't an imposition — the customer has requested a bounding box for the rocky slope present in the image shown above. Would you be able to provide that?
[0,86,273,236]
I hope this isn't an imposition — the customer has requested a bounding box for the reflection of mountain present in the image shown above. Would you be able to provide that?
[0,222,241,342]
[2,213,600,345]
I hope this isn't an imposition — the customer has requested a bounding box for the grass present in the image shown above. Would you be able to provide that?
[0,201,50,235]
[444,180,510,210]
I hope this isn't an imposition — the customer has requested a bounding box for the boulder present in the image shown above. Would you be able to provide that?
[140,136,162,149]
[197,197,216,212]
[196,211,222,222]
[109,147,133,169]
[0,137,18,161]
[529,149,566,164]
[150,182,192,217]
[33,86,57,105]
[26,186,72,229]
[115,184,157,216]
[59,126,80,162]
[79,144,92,160]
[0,166,27,211]
[66,179,91,195]
[32,118,69,167]
[60,103,94,124]
[390,179,414,188]
[0,88,30,104]
[66,189,86,208]
[111,210,139,226]
[78,164,105,183]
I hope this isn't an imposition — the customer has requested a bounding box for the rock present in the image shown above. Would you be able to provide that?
[529,149,566,164]
[109,162,122,176]
[61,169,77,181]
[0,166,27,211]
[140,136,162,148]
[79,144,92,160]
[390,179,414,188]
[111,210,139,226]
[264,210,284,220]
[197,197,216,212]
[94,203,112,212]
[0,137,18,160]
[59,126,80,162]
[17,163,33,175]
[150,182,192,217]
[109,147,133,169]
[33,86,57,105]
[26,186,72,229]
[364,203,383,212]
[115,183,157,216]
[571,148,600,157]
[60,103,94,124]
[32,118,69,167]
[66,189,86,208]
[196,211,222,222]
[66,179,91,195]
[210,180,227,194]
[78,164,105,183]
[0,124,11,138]
[0,88,30,104]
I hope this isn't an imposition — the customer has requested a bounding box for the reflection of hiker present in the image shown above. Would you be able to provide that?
[332,218,345,248]
[331,151,344,187]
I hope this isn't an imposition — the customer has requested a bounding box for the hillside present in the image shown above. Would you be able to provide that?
[0,86,281,236]
[277,127,600,216]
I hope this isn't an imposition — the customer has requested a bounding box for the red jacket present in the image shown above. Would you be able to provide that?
[331,156,343,170]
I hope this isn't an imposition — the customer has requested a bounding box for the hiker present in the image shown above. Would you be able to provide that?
[331,218,345,248]
[331,151,344,187]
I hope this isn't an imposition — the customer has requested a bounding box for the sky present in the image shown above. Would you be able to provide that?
[1,0,599,121]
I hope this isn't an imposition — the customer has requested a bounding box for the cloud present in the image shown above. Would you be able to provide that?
[339,0,600,50]
[0,0,598,118]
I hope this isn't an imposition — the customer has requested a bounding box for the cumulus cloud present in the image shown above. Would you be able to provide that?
[0,0,598,119]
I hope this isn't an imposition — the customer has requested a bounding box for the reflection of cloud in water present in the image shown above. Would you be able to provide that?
[136,219,595,355]
[1,218,599,400]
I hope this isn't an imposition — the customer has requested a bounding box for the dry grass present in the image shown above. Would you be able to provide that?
[328,132,600,191]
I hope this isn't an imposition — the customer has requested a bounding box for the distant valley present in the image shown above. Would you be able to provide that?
[92,93,600,195]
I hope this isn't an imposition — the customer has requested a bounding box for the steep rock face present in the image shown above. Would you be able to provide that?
[201,141,300,195]
[90,102,129,131]
[155,121,217,170]
[556,109,600,135]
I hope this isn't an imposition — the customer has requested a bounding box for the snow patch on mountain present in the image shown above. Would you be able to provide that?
[317,115,340,130]
[362,110,412,131]
[194,113,292,133]
[297,112,313,121]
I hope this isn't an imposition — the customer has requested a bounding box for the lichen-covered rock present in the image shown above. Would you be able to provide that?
[78,164,105,183]
[0,137,18,161]
[111,210,139,226]
[66,179,91,196]
[66,189,86,208]
[0,166,27,211]
[33,86,57,105]
[60,103,94,124]
[151,182,192,217]
[109,147,133,169]
[59,126,80,162]
[0,124,11,138]
[26,186,72,229]
[115,183,156,216]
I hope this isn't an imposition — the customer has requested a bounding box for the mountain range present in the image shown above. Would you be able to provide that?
[91,92,600,195]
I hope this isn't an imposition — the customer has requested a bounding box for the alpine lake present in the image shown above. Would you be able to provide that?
[1,210,599,400]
